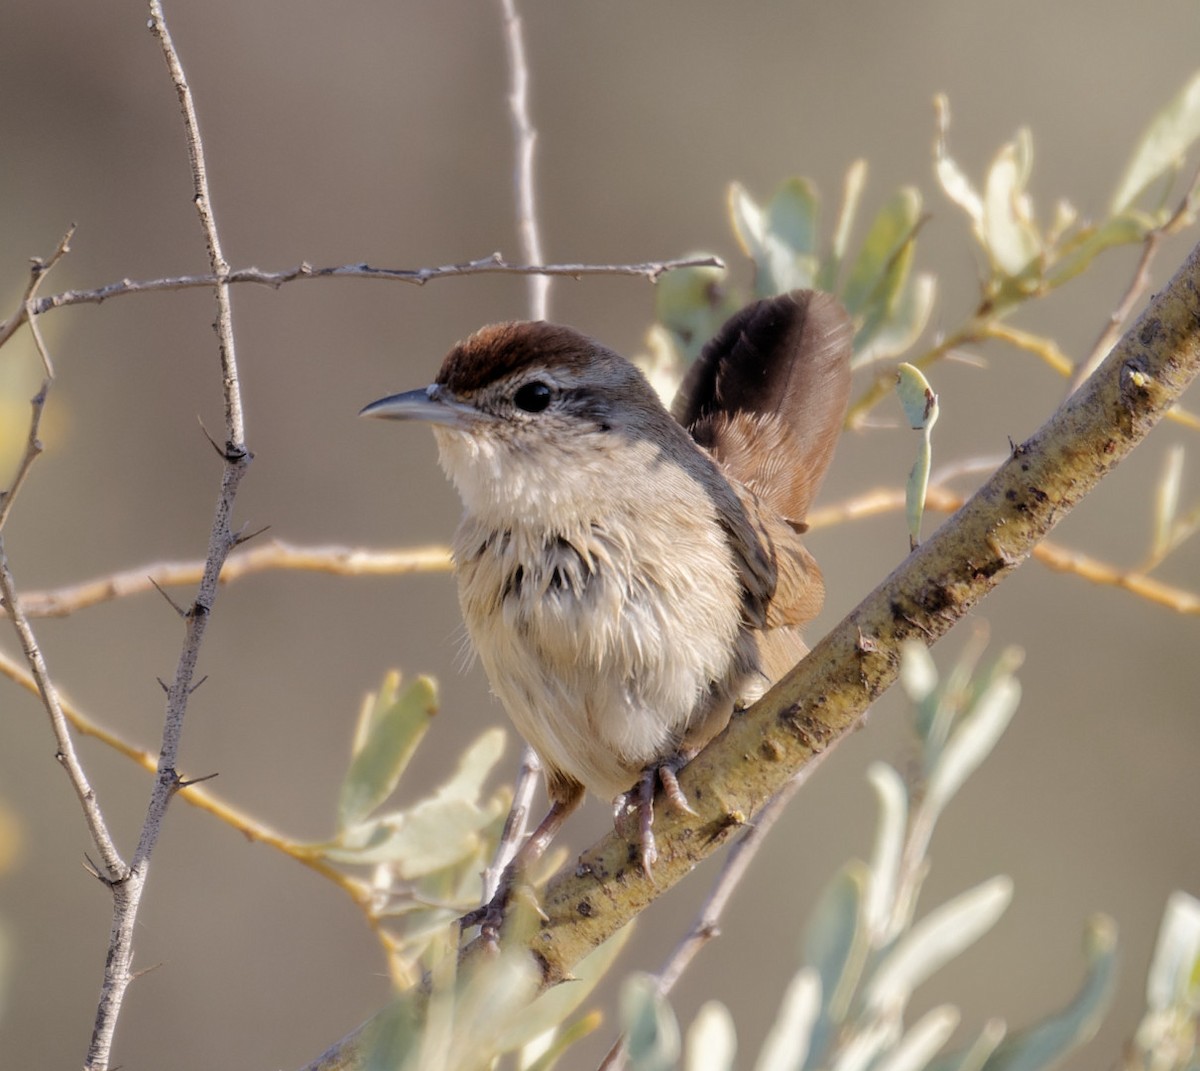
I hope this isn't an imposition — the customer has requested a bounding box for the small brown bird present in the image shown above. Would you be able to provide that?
[362,289,851,916]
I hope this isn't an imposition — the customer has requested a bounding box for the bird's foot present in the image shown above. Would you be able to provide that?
[613,756,698,877]
[459,869,512,945]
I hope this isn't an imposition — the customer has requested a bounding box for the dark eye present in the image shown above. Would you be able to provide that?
[513,381,553,413]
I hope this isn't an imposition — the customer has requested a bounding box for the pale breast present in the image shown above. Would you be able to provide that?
[452,512,746,800]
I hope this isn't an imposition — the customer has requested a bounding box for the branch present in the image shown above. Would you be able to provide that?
[0,255,725,336]
[1069,163,1200,393]
[84,5,254,1068]
[521,236,1200,986]
[0,234,128,889]
[3,540,451,618]
[498,0,549,320]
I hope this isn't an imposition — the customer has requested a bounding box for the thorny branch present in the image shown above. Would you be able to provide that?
[0,229,128,889]
[82,4,254,1068]
[0,254,724,344]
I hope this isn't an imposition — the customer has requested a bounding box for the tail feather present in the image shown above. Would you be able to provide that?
[672,290,853,526]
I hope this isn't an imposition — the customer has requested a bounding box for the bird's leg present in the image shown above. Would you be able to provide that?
[614,755,699,877]
[462,789,581,941]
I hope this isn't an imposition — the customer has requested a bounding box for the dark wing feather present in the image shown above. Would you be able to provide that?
[672,290,853,525]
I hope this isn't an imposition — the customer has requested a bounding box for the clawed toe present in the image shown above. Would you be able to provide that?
[614,756,697,878]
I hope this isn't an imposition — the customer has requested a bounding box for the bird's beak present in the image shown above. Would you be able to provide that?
[359,384,481,429]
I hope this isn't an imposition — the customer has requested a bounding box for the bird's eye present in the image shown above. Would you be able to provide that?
[513,381,553,413]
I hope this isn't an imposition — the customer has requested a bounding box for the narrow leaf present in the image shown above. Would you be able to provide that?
[754,968,820,1071]
[338,675,438,830]
[686,1001,738,1071]
[1152,445,1185,562]
[925,675,1020,818]
[983,131,1041,276]
[934,95,983,231]
[866,877,1013,1017]
[1146,890,1200,1012]
[803,862,870,1026]
[979,915,1118,1071]
[826,159,869,285]
[896,363,939,549]
[623,974,682,1071]
[875,1006,960,1071]
[499,925,634,1054]
[852,273,936,368]
[1111,69,1200,214]
[842,188,922,315]
[865,763,908,938]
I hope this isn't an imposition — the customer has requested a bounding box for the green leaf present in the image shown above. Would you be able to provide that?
[865,763,907,938]
[754,968,820,1071]
[338,674,438,830]
[895,363,939,548]
[1111,69,1200,214]
[866,876,1013,1017]
[1045,213,1149,288]
[1152,445,1186,563]
[802,861,870,1045]
[686,1001,738,1071]
[925,674,1020,819]
[729,180,819,296]
[329,729,506,874]
[983,129,1042,277]
[930,1021,1006,1071]
[934,95,984,232]
[1146,891,1200,1012]
[520,1011,603,1071]
[975,915,1118,1071]
[875,1006,960,1071]
[821,159,868,290]
[852,272,935,368]
[623,974,681,1071]
[655,261,737,363]
[765,178,822,292]
[842,187,922,316]
[497,924,634,1054]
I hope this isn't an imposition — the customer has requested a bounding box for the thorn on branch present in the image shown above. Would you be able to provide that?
[196,417,226,459]
[147,576,188,618]
[188,674,208,695]
[177,771,219,789]
[232,523,270,549]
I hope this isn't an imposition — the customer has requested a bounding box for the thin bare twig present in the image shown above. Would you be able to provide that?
[1069,164,1200,393]
[596,756,832,1071]
[0,227,74,532]
[0,255,725,338]
[0,229,129,895]
[498,0,549,320]
[482,746,543,902]
[4,539,452,618]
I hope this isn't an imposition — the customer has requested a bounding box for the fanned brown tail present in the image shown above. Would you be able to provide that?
[672,289,853,528]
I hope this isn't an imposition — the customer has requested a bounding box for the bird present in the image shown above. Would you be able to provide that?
[361,288,852,924]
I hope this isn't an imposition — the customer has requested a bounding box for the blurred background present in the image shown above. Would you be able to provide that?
[1,1,1198,1067]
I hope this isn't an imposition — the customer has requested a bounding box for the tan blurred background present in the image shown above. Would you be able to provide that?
[1,1,1198,1067]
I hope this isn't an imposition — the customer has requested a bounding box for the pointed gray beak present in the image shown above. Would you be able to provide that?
[359,384,482,428]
